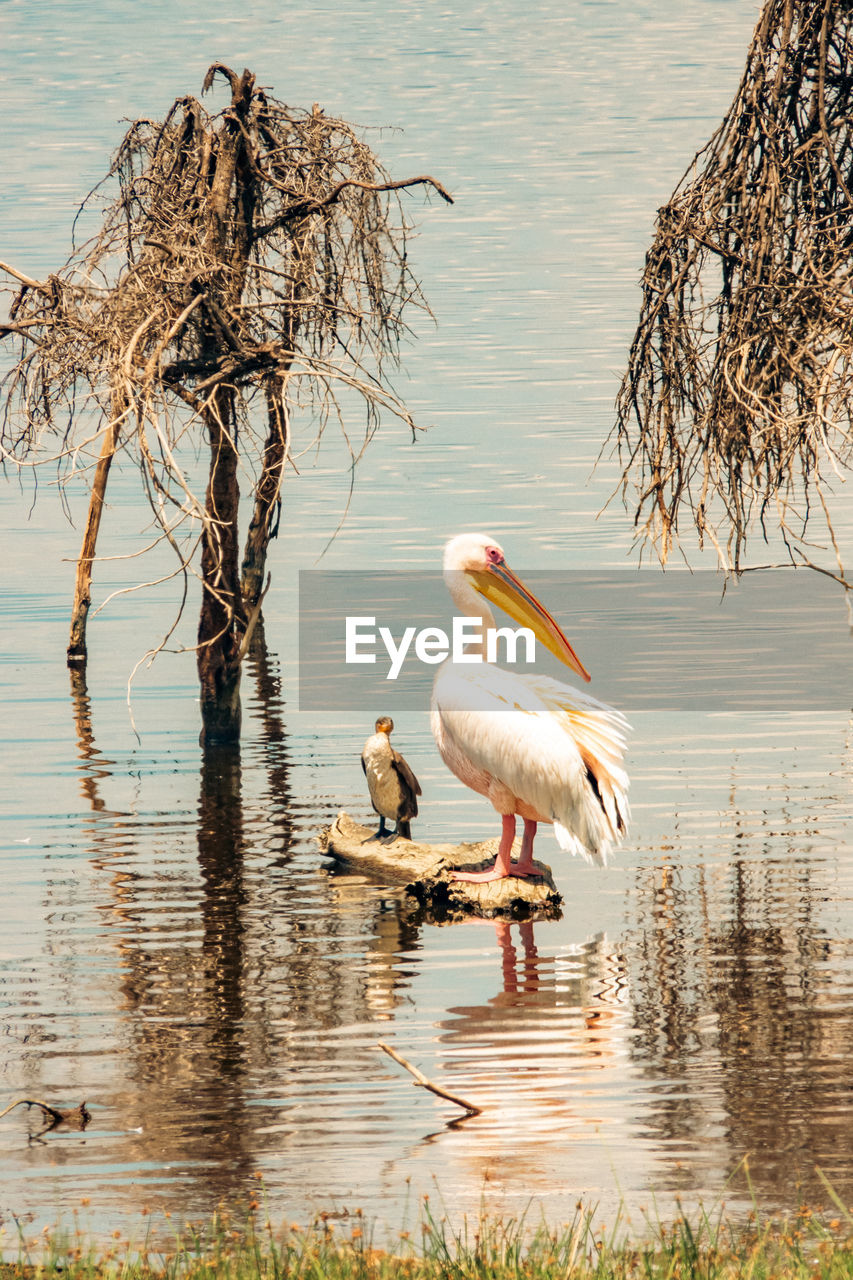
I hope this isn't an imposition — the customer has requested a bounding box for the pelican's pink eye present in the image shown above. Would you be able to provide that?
[486,546,503,565]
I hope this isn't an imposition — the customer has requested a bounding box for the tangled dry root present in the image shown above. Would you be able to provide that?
[615,0,853,583]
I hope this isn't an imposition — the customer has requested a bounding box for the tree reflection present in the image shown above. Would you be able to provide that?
[243,617,295,858]
[628,827,842,1208]
[62,625,428,1221]
[69,665,120,817]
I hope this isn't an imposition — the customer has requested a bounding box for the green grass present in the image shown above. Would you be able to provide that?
[4,1191,853,1280]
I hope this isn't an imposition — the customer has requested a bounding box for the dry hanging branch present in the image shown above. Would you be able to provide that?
[0,66,451,738]
[614,0,853,582]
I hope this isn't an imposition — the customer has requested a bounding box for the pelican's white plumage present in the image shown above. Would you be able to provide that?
[433,665,628,865]
[430,533,629,881]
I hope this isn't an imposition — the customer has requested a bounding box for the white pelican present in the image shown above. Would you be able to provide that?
[361,716,422,842]
[431,533,629,882]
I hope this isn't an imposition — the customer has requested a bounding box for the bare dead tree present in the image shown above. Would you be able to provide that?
[614,0,853,585]
[0,65,452,741]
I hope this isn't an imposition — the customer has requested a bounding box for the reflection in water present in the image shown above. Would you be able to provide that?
[69,667,115,814]
[369,922,639,1216]
[69,664,260,1204]
[626,764,853,1210]
[440,923,631,1105]
[41,625,435,1225]
[4,667,853,1235]
[244,617,295,860]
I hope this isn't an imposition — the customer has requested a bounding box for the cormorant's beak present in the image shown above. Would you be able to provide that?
[466,562,591,682]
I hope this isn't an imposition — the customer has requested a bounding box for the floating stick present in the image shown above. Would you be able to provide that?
[377,1041,482,1116]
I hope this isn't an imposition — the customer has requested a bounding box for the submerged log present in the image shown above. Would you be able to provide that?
[320,811,562,921]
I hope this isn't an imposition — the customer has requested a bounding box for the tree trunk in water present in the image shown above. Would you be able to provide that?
[67,403,122,666]
[241,377,288,606]
[197,388,246,744]
[196,68,256,742]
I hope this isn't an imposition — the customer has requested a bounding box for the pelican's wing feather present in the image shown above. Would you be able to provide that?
[523,673,631,839]
[432,664,627,865]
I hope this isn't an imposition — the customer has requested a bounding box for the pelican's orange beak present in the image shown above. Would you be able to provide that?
[466,561,591,682]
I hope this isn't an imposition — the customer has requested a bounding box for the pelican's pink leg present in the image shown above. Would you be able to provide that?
[452,814,533,882]
[512,819,539,876]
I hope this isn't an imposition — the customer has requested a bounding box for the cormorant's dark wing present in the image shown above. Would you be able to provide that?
[390,748,422,819]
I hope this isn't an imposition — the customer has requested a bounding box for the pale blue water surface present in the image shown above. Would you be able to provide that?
[3,0,853,1251]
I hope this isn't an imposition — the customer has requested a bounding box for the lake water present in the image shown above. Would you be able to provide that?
[3,0,853,1252]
